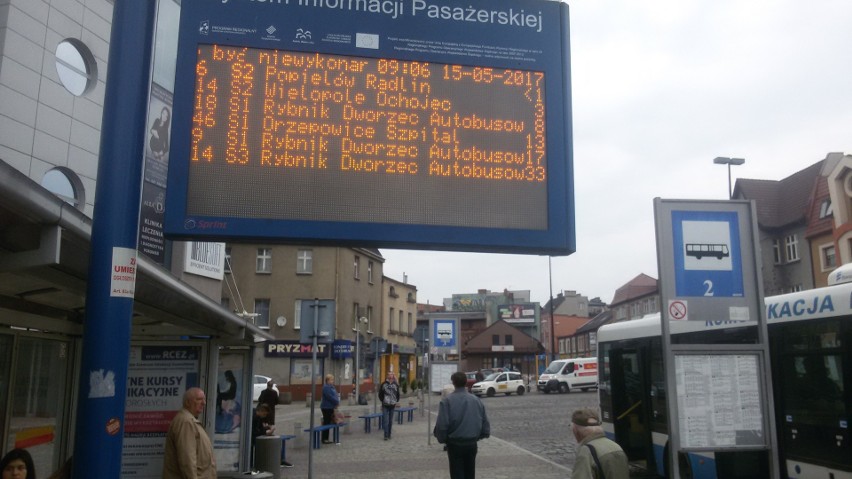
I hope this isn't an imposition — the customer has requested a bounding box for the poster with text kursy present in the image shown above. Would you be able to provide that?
[121,345,201,478]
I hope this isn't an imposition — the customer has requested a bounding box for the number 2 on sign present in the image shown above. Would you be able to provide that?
[703,280,714,297]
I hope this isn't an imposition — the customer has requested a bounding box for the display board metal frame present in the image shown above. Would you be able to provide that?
[164,0,574,254]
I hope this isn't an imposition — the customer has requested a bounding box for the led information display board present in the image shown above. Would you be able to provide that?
[165,0,574,254]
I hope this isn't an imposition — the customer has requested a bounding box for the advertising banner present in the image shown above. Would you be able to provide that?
[122,345,201,478]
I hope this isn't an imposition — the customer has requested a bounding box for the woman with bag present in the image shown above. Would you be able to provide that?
[320,374,340,444]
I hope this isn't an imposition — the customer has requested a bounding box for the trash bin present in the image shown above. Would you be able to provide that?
[254,436,282,479]
[358,394,368,405]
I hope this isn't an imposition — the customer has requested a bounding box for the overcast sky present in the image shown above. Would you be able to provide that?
[382,0,852,306]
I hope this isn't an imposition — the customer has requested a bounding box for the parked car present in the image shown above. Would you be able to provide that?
[465,371,478,391]
[470,371,526,397]
[253,374,274,401]
[476,367,506,380]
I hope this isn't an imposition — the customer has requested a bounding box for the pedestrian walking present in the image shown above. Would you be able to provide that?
[257,380,279,424]
[163,387,216,479]
[433,371,490,479]
[570,408,629,479]
[320,374,340,444]
[378,371,400,440]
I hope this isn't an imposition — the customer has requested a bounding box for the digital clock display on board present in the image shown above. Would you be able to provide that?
[187,45,546,229]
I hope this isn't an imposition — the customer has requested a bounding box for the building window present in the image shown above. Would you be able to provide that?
[408,312,413,334]
[294,300,302,329]
[773,239,782,264]
[819,199,833,219]
[505,335,512,345]
[55,39,97,96]
[821,244,837,271]
[254,299,270,328]
[352,303,360,331]
[368,261,374,283]
[791,284,803,293]
[785,235,799,262]
[297,249,312,274]
[41,167,84,210]
[256,248,272,273]
[492,335,500,345]
[399,310,404,333]
[367,306,374,333]
[389,307,394,332]
[354,255,360,279]
[224,247,232,273]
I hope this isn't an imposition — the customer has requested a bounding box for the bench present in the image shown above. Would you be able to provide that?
[279,434,296,462]
[395,406,417,424]
[357,413,385,433]
[303,423,346,449]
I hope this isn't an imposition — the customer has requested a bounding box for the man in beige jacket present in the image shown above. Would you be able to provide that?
[163,387,217,479]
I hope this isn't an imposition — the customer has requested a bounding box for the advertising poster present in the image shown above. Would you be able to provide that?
[213,353,245,472]
[138,82,173,265]
[498,303,536,323]
[122,345,201,478]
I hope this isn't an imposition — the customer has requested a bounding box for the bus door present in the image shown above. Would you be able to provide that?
[772,318,850,477]
[610,346,656,471]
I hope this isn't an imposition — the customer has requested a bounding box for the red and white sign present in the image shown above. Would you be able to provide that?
[111,247,137,298]
[668,300,688,320]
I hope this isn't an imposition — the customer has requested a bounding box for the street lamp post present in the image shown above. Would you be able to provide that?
[355,316,367,404]
[713,157,745,199]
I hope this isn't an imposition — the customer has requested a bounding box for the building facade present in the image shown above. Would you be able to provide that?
[223,244,388,399]
[734,157,831,294]
[609,273,659,322]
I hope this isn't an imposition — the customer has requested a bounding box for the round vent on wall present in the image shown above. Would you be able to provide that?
[844,173,852,197]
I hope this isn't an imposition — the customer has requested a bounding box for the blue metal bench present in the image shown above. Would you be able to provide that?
[303,423,346,449]
[395,406,416,424]
[357,412,384,433]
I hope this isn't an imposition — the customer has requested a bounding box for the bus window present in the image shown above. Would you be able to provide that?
[783,354,844,423]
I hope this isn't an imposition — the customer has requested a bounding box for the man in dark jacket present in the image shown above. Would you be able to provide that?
[434,371,491,479]
[257,380,279,424]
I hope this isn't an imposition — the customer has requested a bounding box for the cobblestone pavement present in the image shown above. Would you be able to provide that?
[242,396,573,479]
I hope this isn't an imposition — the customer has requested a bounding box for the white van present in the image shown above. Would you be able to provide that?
[537,358,597,393]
